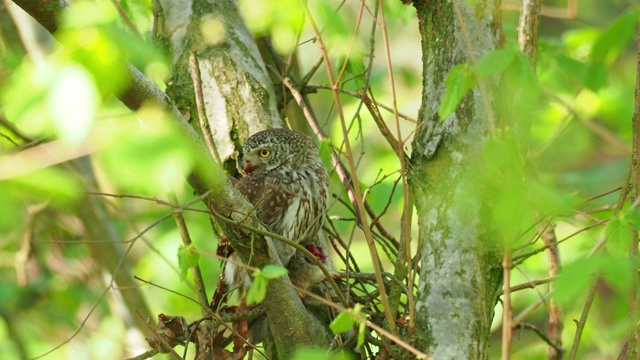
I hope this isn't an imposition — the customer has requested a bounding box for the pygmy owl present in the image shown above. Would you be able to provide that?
[224,128,329,291]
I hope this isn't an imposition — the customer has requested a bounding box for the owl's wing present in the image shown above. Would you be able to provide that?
[236,172,298,237]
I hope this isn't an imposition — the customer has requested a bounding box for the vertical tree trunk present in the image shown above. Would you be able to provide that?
[156,0,282,170]
[410,1,503,358]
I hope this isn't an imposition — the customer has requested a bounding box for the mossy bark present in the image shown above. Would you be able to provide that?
[410,1,503,358]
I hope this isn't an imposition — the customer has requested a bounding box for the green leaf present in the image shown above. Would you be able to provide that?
[0,183,24,234]
[314,1,354,53]
[474,48,516,79]
[177,245,200,281]
[4,167,82,209]
[291,348,353,360]
[329,303,363,334]
[553,258,598,307]
[329,311,356,333]
[605,216,634,256]
[358,321,366,347]
[246,274,268,305]
[48,65,97,142]
[318,137,333,170]
[482,137,525,177]
[260,265,288,279]
[341,55,367,91]
[591,11,639,64]
[582,62,608,91]
[625,209,640,230]
[555,55,607,91]
[438,64,477,120]
[511,51,541,98]
[600,255,634,293]
[99,109,197,194]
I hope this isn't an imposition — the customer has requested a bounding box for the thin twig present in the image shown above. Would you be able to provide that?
[360,90,408,161]
[540,222,562,360]
[377,0,415,329]
[512,293,550,328]
[282,77,399,251]
[168,192,210,317]
[109,0,142,39]
[31,207,181,359]
[134,310,183,360]
[513,220,607,266]
[514,323,564,355]
[334,0,365,86]
[301,4,397,333]
[568,278,599,360]
[207,201,349,307]
[570,159,632,358]
[627,21,640,360]
[502,248,512,360]
[0,113,33,142]
[503,276,557,293]
[306,85,416,123]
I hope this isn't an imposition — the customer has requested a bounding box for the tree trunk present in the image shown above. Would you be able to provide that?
[410,0,503,358]
[156,0,281,171]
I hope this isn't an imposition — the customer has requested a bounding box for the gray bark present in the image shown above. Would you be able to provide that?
[410,1,503,359]
[156,0,281,171]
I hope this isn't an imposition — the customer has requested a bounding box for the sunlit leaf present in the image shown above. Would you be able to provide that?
[330,311,356,333]
[605,215,634,256]
[315,2,350,41]
[474,48,516,79]
[339,54,367,92]
[0,184,24,233]
[591,10,639,64]
[240,0,304,53]
[246,265,287,304]
[318,137,333,170]
[582,62,608,91]
[438,64,476,120]
[599,255,634,293]
[178,244,200,281]
[383,0,416,24]
[261,264,288,279]
[482,137,525,177]
[625,209,640,230]
[246,272,268,305]
[358,321,366,347]
[6,167,82,206]
[313,2,363,56]
[553,258,598,307]
[1,62,57,138]
[48,65,97,142]
[291,348,353,360]
[98,108,197,194]
[330,303,363,334]
[511,51,541,98]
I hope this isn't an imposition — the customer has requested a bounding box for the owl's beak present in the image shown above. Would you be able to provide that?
[243,160,256,174]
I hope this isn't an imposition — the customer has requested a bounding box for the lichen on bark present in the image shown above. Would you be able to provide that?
[410,0,504,358]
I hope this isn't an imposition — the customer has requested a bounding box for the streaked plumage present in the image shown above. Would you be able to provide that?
[224,128,329,291]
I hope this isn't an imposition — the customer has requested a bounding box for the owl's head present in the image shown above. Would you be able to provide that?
[241,128,318,175]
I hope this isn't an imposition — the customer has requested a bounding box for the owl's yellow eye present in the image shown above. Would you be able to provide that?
[259,148,271,158]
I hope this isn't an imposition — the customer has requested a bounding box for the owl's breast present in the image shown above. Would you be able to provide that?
[238,167,326,243]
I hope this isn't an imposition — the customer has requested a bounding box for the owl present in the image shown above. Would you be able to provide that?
[224,128,329,291]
